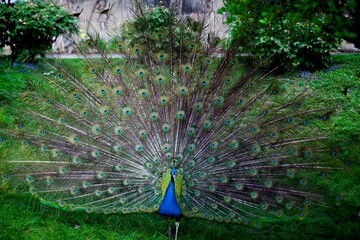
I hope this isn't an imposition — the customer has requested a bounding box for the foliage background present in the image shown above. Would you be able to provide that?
[0,0,77,64]
[219,0,358,69]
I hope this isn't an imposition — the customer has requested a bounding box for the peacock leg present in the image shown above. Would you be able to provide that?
[175,221,180,240]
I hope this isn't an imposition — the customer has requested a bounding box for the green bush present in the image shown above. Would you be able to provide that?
[219,0,356,70]
[0,0,77,64]
[117,6,203,58]
[252,20,337,70]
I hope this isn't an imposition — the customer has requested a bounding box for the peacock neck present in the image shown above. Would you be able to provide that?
[158,174,181,218]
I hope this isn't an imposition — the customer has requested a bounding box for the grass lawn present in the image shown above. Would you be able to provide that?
[0,54,359,240]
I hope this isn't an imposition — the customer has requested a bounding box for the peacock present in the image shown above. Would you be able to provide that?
[0,3,341,239]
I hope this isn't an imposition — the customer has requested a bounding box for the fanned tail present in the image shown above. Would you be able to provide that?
[0,5,341,224]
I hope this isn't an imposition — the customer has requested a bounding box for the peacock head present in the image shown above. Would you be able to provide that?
[171,167,177,179]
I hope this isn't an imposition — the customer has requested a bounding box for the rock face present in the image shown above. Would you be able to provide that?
[339,40,360,53]
[51,0,226,53]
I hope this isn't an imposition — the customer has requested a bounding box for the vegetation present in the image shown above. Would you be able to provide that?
[0,0,77,65]
[117,6,204,57]
[0,54,359,239]
[219,0,358,70]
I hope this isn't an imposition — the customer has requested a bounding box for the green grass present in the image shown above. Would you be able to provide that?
[0,189,359,240]
[0,55,359,239]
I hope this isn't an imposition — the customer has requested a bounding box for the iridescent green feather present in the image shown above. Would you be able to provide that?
[175,173,183,204]
[161,169,172,200]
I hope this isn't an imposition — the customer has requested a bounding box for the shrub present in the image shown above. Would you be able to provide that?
[252,20,338,70]
[0,0,77,65]
[117,6,203,57]
[219,0,356,70]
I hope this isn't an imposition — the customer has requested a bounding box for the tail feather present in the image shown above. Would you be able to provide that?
[0,5,340,223]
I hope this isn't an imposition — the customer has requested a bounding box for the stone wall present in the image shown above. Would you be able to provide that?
[51,0,226,53]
